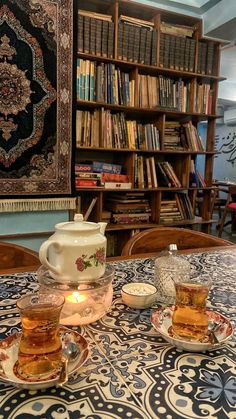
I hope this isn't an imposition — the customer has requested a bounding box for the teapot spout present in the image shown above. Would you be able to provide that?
[98,222,107,235]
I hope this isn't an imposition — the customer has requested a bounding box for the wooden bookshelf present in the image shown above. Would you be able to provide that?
[75,0,226,256]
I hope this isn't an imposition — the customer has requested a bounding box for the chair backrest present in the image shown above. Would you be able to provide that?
[0,242,40,273]
[121,227,233,256]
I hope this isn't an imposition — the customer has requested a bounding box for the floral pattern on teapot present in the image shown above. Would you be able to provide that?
[75,247,106,272]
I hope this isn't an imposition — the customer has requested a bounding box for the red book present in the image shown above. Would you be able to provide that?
[75,179,98,187]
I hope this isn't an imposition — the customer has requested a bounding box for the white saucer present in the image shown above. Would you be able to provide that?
[151,306,234,352]
[0,326,89,389]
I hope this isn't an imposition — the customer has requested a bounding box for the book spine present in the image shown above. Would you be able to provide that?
[206,41,214,75]
[139,27,147,64]
[159,33,165,67]
[78,14,84,53]
[76,179,98,187]
[122,22,129,61]
[107,21,114,58]
[118,22,123,60]
[92,161,122,173]
[90,17,96,55]
[101,20,108,58]
[95,19,102,56]
[133,26,141,63]
[151,30,157,66]
[189,39,196,72]
[83,16,90,54]
[144,29,152,65]
[169,35,175,70]
[163,34,170,68]
[127,23,135,62]
[104,182,132,189]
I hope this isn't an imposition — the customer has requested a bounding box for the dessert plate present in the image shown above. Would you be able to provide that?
[151,306,234,352]
[0,326,89,389]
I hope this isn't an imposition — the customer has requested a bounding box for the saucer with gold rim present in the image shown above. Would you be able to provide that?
[0,326,89,389]
[151,306,234,352]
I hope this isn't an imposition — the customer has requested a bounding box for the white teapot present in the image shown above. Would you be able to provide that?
[39,214,107,283]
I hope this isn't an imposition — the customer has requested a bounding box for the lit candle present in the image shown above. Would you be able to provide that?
[66,292,87,304]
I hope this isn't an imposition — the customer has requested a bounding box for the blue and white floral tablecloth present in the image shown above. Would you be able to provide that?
[0,249,236,419]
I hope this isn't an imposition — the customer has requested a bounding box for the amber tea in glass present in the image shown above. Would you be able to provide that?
[16,292,65,378]
[172,274,211,341]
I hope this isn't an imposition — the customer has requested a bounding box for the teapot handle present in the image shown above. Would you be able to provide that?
[39,241,62,276]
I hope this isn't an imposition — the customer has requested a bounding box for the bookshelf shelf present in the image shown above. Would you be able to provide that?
[75,0,225,256]
[78,53,226,81]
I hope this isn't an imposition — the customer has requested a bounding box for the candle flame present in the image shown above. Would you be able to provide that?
[66,292,87,303]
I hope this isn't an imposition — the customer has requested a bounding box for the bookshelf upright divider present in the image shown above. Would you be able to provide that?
[76,0,226,256]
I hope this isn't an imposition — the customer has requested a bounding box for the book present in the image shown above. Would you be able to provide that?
[92,161,122,174]
[101,173,129,183]
[76,179,98,187]
[112,212,150,223]
[104,182,132,189]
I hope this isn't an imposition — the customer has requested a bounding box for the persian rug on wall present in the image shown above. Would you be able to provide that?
[0,0,74,197]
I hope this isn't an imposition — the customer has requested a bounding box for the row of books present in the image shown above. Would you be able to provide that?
[78,10,114,58]
[159,33,196,73]
[77,59,213,115]
[78,9,206,75]
[118,16,157,65]
[77,59,135,105]
[194,83,213,114]
[134,156,182,189]
[76,109,160,150]
[138,75,190,112]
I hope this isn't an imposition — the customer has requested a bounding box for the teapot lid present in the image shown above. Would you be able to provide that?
[56,214,100,232]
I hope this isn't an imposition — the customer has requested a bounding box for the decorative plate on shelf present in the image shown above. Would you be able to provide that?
[151,306,234,352]
[0,326,89,390]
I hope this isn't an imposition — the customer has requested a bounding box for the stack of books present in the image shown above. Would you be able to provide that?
[75,162,131,189]
[160,199,183,223]
[105,193,151,224]
[164,121,186,150]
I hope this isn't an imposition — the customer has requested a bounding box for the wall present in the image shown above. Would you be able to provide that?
[198,123,236,182]
[0,211,71,252]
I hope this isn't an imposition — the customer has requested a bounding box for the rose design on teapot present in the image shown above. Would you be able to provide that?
[75,248,106,272]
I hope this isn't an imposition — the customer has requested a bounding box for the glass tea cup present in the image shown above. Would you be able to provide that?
[172,273,211,341]
[16,292,65,378]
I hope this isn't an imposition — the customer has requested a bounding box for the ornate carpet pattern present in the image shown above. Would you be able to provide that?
[0,0,73,196]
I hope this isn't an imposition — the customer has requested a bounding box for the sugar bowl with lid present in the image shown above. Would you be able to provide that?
[39,214,107,283]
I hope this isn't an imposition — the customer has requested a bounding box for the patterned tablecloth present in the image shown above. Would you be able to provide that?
[0,249,236,419]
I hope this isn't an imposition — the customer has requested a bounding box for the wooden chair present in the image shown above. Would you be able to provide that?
[121,227,233,256]
[0,242,40,274]
[218,186,236,237]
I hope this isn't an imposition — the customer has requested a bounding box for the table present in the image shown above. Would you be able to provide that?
[1,247,236,419]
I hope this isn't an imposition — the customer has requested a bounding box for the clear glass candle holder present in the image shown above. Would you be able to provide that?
[37,265,114,326]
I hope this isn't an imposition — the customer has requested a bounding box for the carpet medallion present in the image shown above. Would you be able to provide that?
[0,0,73,196]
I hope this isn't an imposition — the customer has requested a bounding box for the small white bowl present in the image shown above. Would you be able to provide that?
[121,282,157,309]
